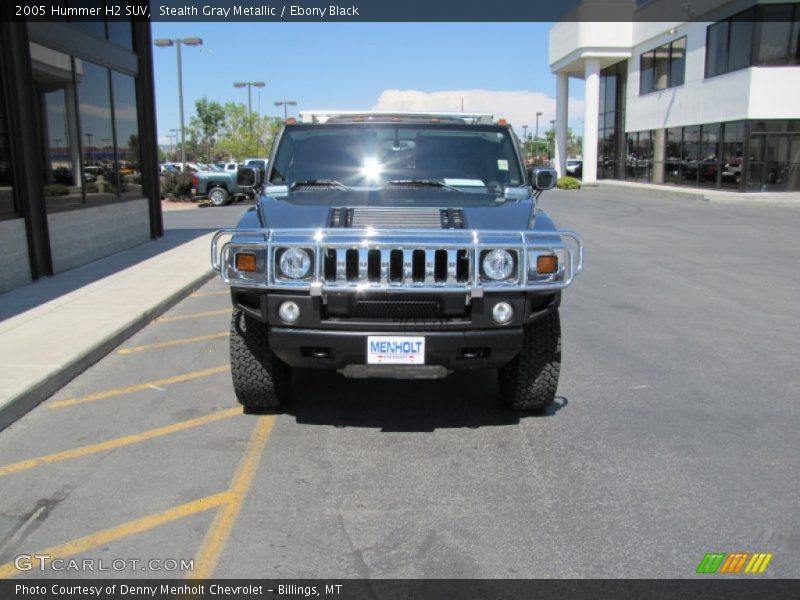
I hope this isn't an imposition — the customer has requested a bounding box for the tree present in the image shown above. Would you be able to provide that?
[215,103,282,160]
[190,96,225,162]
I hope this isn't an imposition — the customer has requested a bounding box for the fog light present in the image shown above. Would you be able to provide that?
[491,301,514,325]
[536,255,558,274]
[278,301,300,324]
[235,252,257,272]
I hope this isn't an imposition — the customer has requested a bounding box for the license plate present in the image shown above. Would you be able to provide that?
[367,336,425,365]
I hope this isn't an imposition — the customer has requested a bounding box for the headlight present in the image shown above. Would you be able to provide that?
[482,249,515,280]
[278,247,312,279]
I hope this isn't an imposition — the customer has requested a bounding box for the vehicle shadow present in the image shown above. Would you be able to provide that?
[0,228,212,322]
[280,368,568,432]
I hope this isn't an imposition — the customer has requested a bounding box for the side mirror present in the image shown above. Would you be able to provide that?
[237,166,262,188]
[529,167,558,191]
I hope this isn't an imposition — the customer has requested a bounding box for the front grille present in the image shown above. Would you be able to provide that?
[328,207,466,229]
[353,300,440,319]
[322,247,471,285]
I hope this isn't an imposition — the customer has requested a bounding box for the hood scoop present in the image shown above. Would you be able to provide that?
[328,207,466,229]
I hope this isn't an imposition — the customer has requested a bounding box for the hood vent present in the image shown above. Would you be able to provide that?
[328,207,466,229]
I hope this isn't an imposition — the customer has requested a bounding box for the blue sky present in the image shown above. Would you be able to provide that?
[152,22,586,143]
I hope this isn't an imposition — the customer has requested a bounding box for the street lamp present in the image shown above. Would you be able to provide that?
[535,111,543,158]
[234,81,265,118]
[85,132,94,164]
[550,119,556,161]
[154,37,203,171]
[274,100,297,121]
[522,125,529,161]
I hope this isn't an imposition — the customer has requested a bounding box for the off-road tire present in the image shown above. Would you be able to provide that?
[230,309,291,411]
[208,186,230,207]
[498,310,561,411]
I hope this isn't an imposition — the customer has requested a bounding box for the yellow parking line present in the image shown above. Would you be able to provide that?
[0,408,241,478]
[117,332,227,354]
[48,365,230,409]
[190,290,229,298]
[189,416,276,579]
[0,492,233,579]
[157,309,229,323]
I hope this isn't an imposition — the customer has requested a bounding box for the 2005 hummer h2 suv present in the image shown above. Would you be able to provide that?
[211,111,583,412]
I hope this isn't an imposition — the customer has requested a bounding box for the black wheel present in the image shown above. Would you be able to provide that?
[230,309,292,411]
[499,310,561,411]
[208,186,230,207]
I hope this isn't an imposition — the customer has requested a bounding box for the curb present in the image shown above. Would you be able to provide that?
[595,182,800,206]
[0,269,216,433]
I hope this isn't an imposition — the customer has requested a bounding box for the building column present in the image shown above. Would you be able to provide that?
[554,72,569,178]
[582,58,601,184]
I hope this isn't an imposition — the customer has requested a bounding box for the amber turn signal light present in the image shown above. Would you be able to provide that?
[536,255,558,274]
[235,252,257,272]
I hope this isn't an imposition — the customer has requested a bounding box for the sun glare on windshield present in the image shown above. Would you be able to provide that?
[360,157,383,181]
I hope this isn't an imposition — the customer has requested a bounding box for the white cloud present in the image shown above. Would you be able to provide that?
[372,89,585,136]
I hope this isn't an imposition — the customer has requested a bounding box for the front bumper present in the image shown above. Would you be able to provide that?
[269,327,522,372]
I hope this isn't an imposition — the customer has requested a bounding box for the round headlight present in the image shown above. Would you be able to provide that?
[482,249,515,280]
[492,302,514,325]
[279,248,311,279]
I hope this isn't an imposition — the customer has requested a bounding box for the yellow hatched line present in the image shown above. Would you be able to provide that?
[157,309,229,323]
[0,492,232,579]
[117,332,227,354]
[48,365,230,409]
[189,416,276,579]
[0,408,241,478]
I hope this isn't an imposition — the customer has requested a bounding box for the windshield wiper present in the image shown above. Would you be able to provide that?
[290,179,349,190]
[387,179,459,192]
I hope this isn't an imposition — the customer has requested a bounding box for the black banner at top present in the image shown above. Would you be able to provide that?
[5,0,795,23]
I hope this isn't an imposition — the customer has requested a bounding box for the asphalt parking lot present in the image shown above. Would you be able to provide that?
[0,190,798,579]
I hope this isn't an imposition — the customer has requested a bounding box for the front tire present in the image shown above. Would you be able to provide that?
[230,310,292,411]
[498,310,561,411]
[208,186,230,207]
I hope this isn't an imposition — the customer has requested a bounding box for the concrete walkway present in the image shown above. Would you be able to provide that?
[595,179,800,204]
[0,231,217,431]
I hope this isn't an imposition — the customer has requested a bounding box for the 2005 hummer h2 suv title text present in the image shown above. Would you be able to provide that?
[211,111,583,412]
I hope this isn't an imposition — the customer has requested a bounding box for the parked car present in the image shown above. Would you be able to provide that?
[242,157,269,172]
[211,111,583,412]
[566,158,583,177]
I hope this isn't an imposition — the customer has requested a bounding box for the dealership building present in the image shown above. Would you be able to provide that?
[550,0,800,191]
[0,12,161,293]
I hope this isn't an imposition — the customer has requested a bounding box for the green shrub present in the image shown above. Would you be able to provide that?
[160,171,193,199]
[556,176,581,190]
[43,184,69,196]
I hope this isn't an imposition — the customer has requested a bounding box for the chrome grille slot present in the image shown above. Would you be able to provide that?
[345,249,358,281]
[367,249,381,282]
[456,250,470,282]
[412,250,425,283]
[435,250,447,282]
[390,250,403,282]
[324,249,336,280]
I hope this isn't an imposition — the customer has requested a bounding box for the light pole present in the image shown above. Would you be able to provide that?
[169,128,181,161]
[234,81,265,118]
[154,37,203,172]
[274,100,297,121]
[535,111,543,158]
[85,132,94,165]
[550,119,556,161]
[522,125,529,162]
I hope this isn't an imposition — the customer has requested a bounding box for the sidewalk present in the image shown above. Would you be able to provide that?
[0,231,217,431]
[595,180,800,205]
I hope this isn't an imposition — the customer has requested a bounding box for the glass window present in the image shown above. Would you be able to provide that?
[112,72,142,199]
[720,121,744,189]
[664,127,682,184]
[706,21,729,77]
[0,81,15,219]
[670,37,686,87]
[605,72,617,113]
[728,10,755,72]
[68,0,107,40]
[755,6,794,64]
[640,51,654,94]
[654,44,670,90]
[76,60,117,202]
[792,17,800,64]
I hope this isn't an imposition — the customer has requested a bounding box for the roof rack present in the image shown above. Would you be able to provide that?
[298,111,495,125]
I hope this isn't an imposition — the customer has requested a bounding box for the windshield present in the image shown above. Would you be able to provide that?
[269,123,524,188]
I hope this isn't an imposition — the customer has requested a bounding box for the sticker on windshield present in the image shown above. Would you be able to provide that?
[444,178,485,187]
[497,160,509,171]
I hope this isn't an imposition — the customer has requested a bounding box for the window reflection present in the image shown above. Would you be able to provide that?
[112,72,142,198]
[76,60,117,202]
[0,75,15,218]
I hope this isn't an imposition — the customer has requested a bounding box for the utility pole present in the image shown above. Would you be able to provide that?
[535,111,543,158]
[234,81,265,118]
[274,100,297,121]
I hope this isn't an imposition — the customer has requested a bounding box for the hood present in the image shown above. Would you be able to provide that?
[256,188,535,231]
